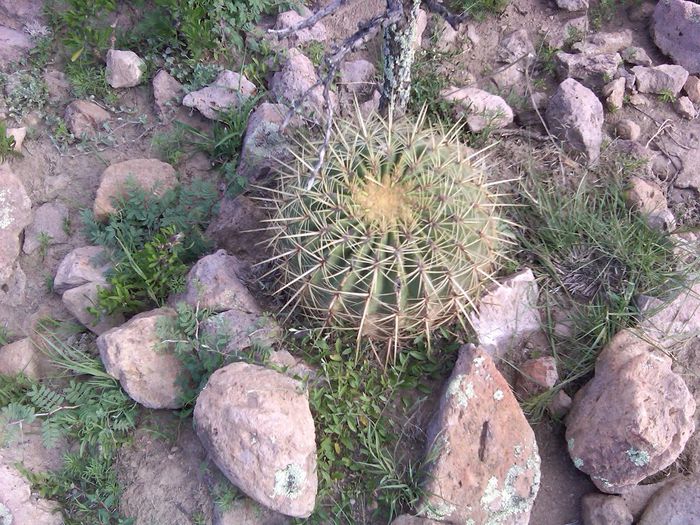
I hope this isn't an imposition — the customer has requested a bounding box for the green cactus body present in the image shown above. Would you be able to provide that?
[268,110,508,351]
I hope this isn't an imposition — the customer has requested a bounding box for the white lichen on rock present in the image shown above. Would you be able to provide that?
[493,389,505,401]
[0,190,15,229]
[573,457,584,469]
[473,356,485,366]
[272,463,306,500]
[626,447,651,467]
[422,500,457,520]
[446,375,476,407]
[0,502,12,525]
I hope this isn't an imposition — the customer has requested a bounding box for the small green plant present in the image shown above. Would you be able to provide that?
[658,88,677,103]
[64,62,119,106]
[2,71,48,120]
[409,47,458,123]
[447,0,509,19]
[268,109,510,355]
[589,0,617,30]
[303,41,327,67]
[536,42,560,78]
[0,121,21,163]
[37,232,53,261]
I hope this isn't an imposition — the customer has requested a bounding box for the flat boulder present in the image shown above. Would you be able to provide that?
[638,475,700,524]
[23,201,70,255]
[0,458,63,525]
[96,308,185,409]
[566,329,695,493]
[62,281,124,335]
[441,86,514,132]
[555,52,622,91]
[53,245,111,294]
[632,64,689,95]
[64,100,110,139]
[0,165,32,285]
[652,0,700,74]
[194,362,317,517]
[417,344,540,523]
[545,78,604,161]
[183,70,256,120]
[93,159,177,221]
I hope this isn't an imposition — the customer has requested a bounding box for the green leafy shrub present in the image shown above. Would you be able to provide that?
[268,110,510,354]
[0,121,21,163]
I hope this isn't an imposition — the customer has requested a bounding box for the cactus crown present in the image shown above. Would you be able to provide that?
[266,109,510,354]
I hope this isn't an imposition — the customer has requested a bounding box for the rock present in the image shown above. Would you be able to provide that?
[267,349,317,383]
[215,497,292,525]
[615,119,640,141]
[673,95,697,119]
[391,515,441,525]
[204,195,269,262]
[555,52,622,91]
[236,102,298,183]
[0,165,32,285]
[625,176,675,232]
[96,308,185,409]
[621,46,652,66]
[194,362,317,517]
[274,10,327,45]
[632,64,689,95]
[469,268,542,358]
[556,0,588,11]
[182,70,256,120]
[651,0,700,74]
[565,329,695,494]
[64,99,111,139]
[176,250,259,313]
[441,86,514,132]
[0,459,63,525]
[203,309,282,356]
[435,19,460,52]
[0,337,43,379]
[581,493,633,525]
[516,356,558,398]
[271,48,337,117]
[617,66,637,90]
[22,201,69,255]
[93,158,177,221]
[620,479,673,519]
[638,475,700,524]
[413,8,428,49]
[53,246,110,294]
[417,344,540,523]
[105,49,146,88]
[43,69,70,104]
[0,262,26,306]
[497,29,536,65]
[0,26,32,68]
[339,59,376,97]
[684,75,700,103]
[0,419,67,474]
[62,281,125,335]
[548,16,588,49]
[602,77,626,111]
[548,390,573,418]
[6,126,25,151]
[152,69,183,115]
[639,282,700,345]
[573,31,634,55]
[545,78,604,161]
[674,144,700,190]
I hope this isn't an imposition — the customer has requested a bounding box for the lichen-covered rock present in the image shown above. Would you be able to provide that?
[632,64,689,95]
[64,100,110,139]
[418,344,541,524]
[638,475,700,525]
[497,29,536,65]
[237,102,297,183]
[22,201,70,255]
[193,362,317,517]
[96,308,185,409]
[93,159,177,221]
[581,493,633,525]
[652,0,700,74]
[469,268,542,358]
[556,0,588,11]
[0,459,63,525]
[62,282,124,335]
[152,69,183,115]
[53,246,111,294]
[441,86,514,132]
[183,70,256,120]
[555,52,622,91]
[176,249,259,313]
[0,165,32,286]
[391,515,441,525]
[545,78,604,161]
[105,49,146,88]
[572,30,633,55]
[565,329,695,494]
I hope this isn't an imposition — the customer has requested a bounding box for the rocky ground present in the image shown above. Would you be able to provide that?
[1,0,700,524]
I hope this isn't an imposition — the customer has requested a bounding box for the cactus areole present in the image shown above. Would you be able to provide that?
[268,110,508,353]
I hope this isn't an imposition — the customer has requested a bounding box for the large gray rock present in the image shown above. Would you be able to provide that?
[0,458,63,525]
[64,100,111,139]
[632,64,689,95]
[572,30,634,55]
[194,362,317,517]
[566,329,695,494]
[417,345,540,523]
[652,0,700,74]
[441,86,514,132]
[93,159,177,221]
[96,308,185,409]
[54,246,111,294]
[545,78,604,161]
[105,49,146,88]
[23,202,70,255]
[62,281,124,335]
[0,165,32,285]
[555,52,622,91]
[183,70,256,120]
[638,475,700,525]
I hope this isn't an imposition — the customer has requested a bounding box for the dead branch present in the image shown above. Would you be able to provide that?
[268,0,348,38]
[423,0,469,29]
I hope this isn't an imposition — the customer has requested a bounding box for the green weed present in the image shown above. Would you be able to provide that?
[589,0,618,30]
[658,88,677,103]
[2,71,48,120]
[409,48,458,124]
[0,121,21,163]
[447,0,509,19]
[0,325,9,346]
[64,62,119,106]
[37,232,53,261]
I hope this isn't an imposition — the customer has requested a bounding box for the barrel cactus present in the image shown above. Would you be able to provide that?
[267,109,509,352]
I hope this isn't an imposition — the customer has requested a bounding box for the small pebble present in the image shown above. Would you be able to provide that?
[616,119,641,141]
